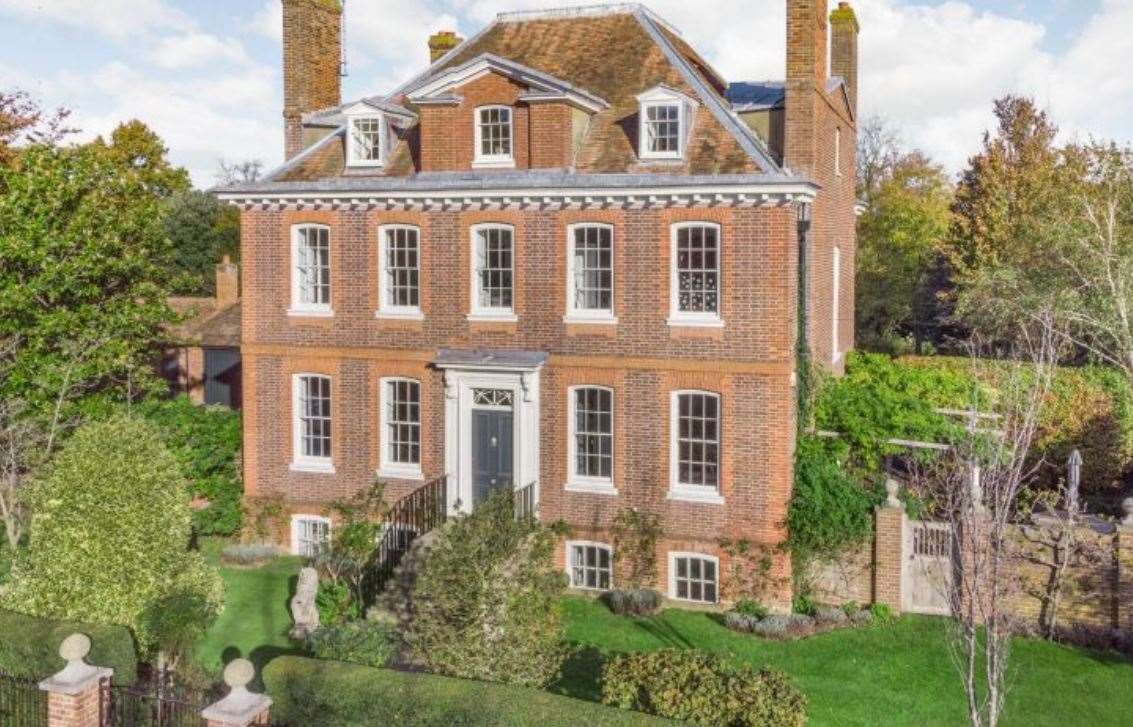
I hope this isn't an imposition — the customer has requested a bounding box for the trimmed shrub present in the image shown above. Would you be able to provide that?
[307,621,396,669]
[814,606,849,625]
[723,612,759,633]
[601,649,807,727]
[605,589,663,616]
[263,655,671,726]
[0,416,225,652]
[0,609,138,684]
[397,489,567,688]
[734,599,769,619]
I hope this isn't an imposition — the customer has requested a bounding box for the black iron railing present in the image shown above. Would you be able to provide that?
[99,670,209,727]
[514,481,538,520]
[364,474,448,604]
[0,671,47,727]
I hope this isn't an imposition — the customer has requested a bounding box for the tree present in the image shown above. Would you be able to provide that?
[856,150,953,353]
[216,158,263,185]
[0,416,224,652]
[0,89,72,168]
[91,120,190,197]
[910,318,1058,727]
[856,115,902,204]
[0,124,183,548]
[164,190,240,294]
[396,490,567,687]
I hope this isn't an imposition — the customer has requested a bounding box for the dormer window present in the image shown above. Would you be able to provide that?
[347,115,384,167]
[636,86,697,162]
[474,105,514,167]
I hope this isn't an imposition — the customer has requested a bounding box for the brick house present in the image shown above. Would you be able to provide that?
[218,0,858,608]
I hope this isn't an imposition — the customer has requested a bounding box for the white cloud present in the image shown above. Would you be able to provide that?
[149,33,254,70]
[0,0,191,40]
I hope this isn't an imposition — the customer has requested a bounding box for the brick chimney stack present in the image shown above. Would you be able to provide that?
[830,2,860,114]
[281,0,343,160]
[784,0,829,177]
[428,31,463,63]
[216,255,239,308]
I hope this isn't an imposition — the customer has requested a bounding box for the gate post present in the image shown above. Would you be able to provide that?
[873,479,906,614]
[38,633,113,727]
[201,659,272,727]
[1116,499,1133,631]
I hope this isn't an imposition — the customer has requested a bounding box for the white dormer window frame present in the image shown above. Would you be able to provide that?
[473,105,515,168]
[345,107,387,168]
[636,86,697,162]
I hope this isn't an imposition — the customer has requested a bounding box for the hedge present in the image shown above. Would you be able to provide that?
[0,609,138,685]
[262,656,673,726]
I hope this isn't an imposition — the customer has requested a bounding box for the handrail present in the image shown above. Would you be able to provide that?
[363,474,448,605]
[514,481,537,520]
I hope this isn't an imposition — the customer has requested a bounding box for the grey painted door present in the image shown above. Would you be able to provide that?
[203,347,241,408]
[472,409,513,505]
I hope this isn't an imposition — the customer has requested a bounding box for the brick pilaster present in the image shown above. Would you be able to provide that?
[873,480,905,613]
[1117,500,1133,631]
[39,634,113,727]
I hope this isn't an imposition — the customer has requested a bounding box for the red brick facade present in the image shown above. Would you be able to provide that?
[234,1,859,609]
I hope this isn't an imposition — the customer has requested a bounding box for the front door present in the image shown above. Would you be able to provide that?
[471,407,513,505]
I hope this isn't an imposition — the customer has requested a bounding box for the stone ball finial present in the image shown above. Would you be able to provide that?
[59,633,91,663]
[1121,497,1133,525]
[223,659,255,690]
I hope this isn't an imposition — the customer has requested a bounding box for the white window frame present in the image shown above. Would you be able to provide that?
[564,223,617,324]
[565,385,616,495]
[472,105,515,168]
[566,540,614,591]
[468,223,518,322]
[376,224,424,320]
[379,376,424,480]
[668,551,720,604]
[834,127,842,177]
[291,373,335,473]
[832,246,842,364]
[667,222,724,328]
[346,113,386,168]
[290,514,331,557]
[289,224,333,317]
[668,389,724,504]
[639,100,684,160]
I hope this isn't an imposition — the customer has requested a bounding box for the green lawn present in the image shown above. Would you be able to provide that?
[556,596,1133,727]
[194,539,306,678]
[194,553,1133,726]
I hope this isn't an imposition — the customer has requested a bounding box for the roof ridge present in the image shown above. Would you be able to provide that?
[495,3,681,35]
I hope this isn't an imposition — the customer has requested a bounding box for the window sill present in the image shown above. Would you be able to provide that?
[287,308,334,319]
[468,312,518,323]
[666,488,724,505]
[565,480,618,496]
[471,159,516,169]
[375,309,425,321]
[666,316,724,328]
[290,460,336,475]
[639,153,684,163]
[377,466,424,481]
[563,314,618,326]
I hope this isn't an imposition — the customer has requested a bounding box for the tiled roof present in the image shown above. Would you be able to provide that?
[728,82,786,112]
[167,298,241,347]
[263,4,784,185]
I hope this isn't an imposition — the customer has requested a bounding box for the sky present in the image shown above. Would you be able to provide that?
[1,0,1130,187]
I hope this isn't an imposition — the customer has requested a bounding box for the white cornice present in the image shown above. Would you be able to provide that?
[218,184,815,212]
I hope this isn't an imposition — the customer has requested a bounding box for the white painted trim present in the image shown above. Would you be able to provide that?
[668,389,724,504]
[834,127,843,177]
[565,540,615,590]
[667,551,720,603]
[290,514,331,556]
[639,99,684,161]
[469,223,516,319]
[290,224,332,316]
[345,113,386,169]
[668,222,723,326]
[378,376,425,481]
[832,245,842,364]
[473,105,515,166]
[565,222,616,322]
[443,368,541,515]
[291,373,334,474]
[377,224,423,318]
[566,385,617,494]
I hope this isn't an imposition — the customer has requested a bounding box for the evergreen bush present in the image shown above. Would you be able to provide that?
[398,489,568,688]
[307,621,397,669]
